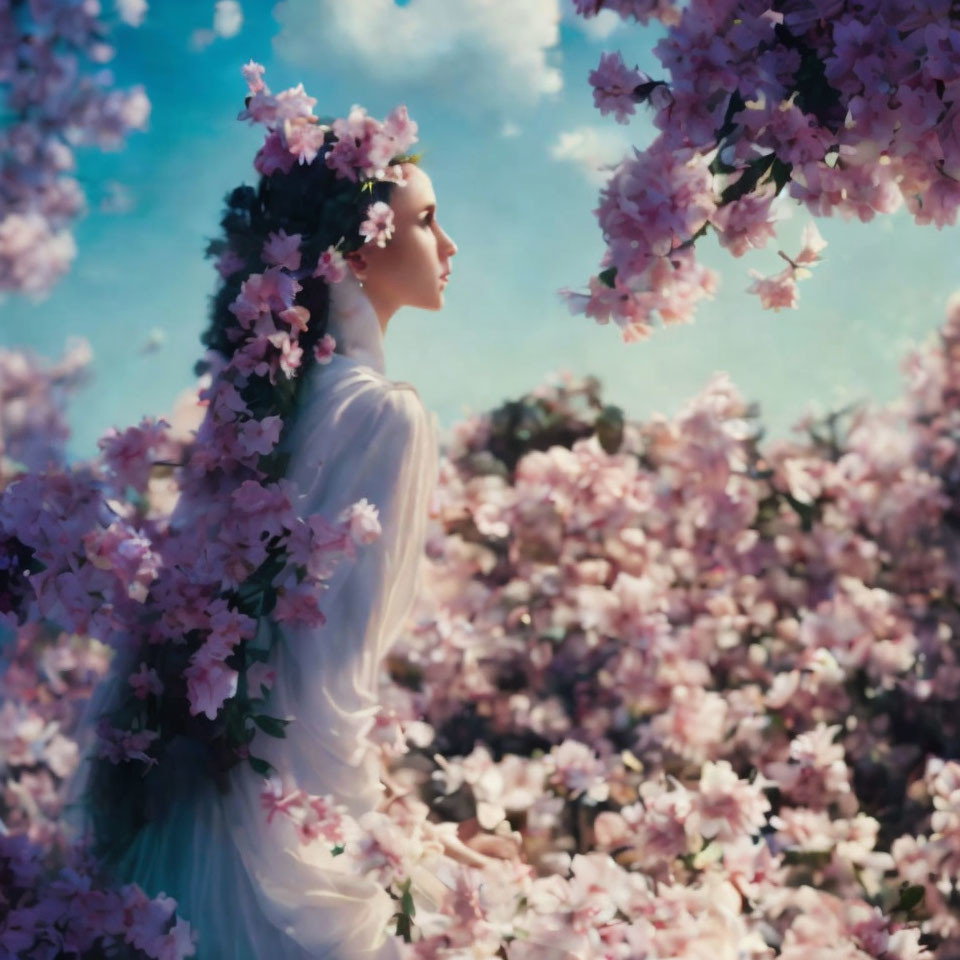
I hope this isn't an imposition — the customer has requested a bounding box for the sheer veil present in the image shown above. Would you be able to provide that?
[63,273,440,960]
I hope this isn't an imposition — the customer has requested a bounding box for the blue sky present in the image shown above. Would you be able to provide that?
[1,0,957,465]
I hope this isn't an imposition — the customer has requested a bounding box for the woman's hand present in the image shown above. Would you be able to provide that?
[463,831,523,861]
[379,781,524,868]
[439,832,496,869]
[457,816,523,863]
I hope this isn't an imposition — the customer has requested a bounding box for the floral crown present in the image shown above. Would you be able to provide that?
[230,60,421,286]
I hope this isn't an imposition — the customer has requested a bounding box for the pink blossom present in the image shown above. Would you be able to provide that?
[746,266,798,311]
[272,581,326,627]
[589,51,650,124]
[278,304,310,334]
[183,658,238,721]
[547,740,609,802]
[273,83,317,123]
[282,117,328,166]
[708,187,779,257]
[794,220,828,266]
[694,759,771,843]
[128,662,163,700]
[242,59,266,95]
[97,416,171,494]
[339,497,382,546]
[254,128,296,176]
[312,246,348,284]
[314,333,336,364]
[261,229,302,271]
[237,415,283,457]
[359,201,395,248]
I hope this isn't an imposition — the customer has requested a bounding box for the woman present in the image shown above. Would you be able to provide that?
[66,69,509,959]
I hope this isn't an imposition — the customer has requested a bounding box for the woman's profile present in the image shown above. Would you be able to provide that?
[61,64,512,959]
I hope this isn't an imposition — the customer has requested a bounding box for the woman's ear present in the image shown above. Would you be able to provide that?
[344,250,368,283]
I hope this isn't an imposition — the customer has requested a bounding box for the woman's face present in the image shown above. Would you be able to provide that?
[349,163,458,321]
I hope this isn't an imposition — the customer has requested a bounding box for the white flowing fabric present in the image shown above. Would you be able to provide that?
[64,273,439,960]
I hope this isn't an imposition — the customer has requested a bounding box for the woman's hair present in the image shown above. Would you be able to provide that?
[196,152,409,383]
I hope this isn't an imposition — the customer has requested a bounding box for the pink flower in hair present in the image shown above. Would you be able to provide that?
[262,229,302,271]
[313,246,348,284]
[239,89,280,127]
[274,83,317,123]
[359,201,395,248]
[382,104,419,156]
[215,248,246,279]
[238,415,283,457]
[278,305,310,334]
[282,117,328,166]
[254,129,296,176]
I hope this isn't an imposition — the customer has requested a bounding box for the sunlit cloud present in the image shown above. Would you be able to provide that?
[274,0,564,111]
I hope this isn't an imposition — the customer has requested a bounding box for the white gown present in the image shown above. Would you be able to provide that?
[64,274,439,959]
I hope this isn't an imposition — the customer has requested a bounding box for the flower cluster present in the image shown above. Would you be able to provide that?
[0,831,197,959]
[562,1,960,338]
[0,1,152,295]
[227,59,419,286]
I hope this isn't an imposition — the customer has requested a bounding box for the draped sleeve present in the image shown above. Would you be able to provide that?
[220,362,439,960]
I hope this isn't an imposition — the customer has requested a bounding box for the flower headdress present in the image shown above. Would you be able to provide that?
[197,60,422,385]
[70,65,424,864]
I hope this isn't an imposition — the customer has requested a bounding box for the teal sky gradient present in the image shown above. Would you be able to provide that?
[0,1,957,464]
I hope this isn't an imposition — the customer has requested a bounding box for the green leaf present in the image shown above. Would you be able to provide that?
[248,755,274,777]
[897,884,925,912]
[331,843,345,857]
[394,912,413,942]
[253,714,290,738]
[597,266,617,289]
[399,878,415,918]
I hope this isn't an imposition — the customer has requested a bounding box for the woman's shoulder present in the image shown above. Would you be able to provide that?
[309,359,428,430]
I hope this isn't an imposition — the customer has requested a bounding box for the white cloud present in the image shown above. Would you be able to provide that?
[190,1,243,51]
[115,0,148,28]
[560,0,622,40]
[549,125,631,186]
[273,0,564,110]
[501,122,522,138]
[213,0,243,38]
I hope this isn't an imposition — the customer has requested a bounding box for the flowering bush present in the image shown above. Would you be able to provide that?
[11,282,960,950]
[560,0,960,339]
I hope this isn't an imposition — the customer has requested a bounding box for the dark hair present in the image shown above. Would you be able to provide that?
[196,151,412,383]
